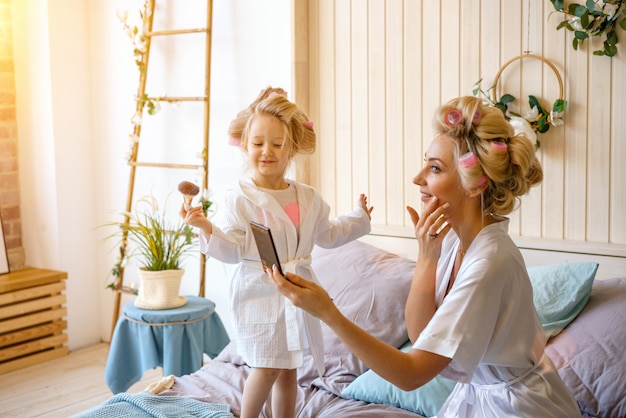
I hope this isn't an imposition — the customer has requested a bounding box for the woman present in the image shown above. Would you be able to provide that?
[269,96,580,417]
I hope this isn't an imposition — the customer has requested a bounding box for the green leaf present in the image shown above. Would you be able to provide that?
[573,38,579,50]
[528,95,544,114]
[500,94,515,104]
[605,44,618,57]
[620,18,626,31]
[575,30,589,40]
[556,20,569,30]
[553,99,567,113]
[580,12,590,28]
[585,0,596,13]
[574,4,587,17]
[606,30,617,45]
[567,4,579,14]
[551,0,564,11]
[537,114,550,133]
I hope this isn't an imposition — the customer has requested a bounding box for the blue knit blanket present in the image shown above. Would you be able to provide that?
[71,392,233,418]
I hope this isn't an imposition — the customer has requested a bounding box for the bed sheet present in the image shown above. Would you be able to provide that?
[159,342,421,417]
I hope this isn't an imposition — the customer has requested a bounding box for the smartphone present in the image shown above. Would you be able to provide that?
[250,221,285,276]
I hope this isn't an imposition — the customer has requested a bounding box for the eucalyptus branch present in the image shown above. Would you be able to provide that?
[550,0,626,56]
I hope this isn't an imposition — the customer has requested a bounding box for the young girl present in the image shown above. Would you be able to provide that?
[270,96,580,417]
[181,87,373,418]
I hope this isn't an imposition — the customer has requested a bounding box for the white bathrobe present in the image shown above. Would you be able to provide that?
[201,178,371,376]
[414,219,580,417]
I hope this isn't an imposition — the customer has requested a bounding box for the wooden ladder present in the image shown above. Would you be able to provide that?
[110,0,214,337]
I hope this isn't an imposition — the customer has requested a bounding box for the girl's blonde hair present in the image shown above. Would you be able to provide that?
[228,86,315,158]
[433,96,543,216]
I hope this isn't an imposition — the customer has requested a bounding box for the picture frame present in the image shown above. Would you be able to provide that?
[0,213,9,275]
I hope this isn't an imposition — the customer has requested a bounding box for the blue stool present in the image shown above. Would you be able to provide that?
[105,295,230,394]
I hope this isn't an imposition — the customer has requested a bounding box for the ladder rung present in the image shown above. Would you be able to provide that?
[129,161,205,170]
[147,28,208,37]
[142,96,208,103]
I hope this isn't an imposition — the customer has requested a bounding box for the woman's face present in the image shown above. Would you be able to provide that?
[413,135,464,209]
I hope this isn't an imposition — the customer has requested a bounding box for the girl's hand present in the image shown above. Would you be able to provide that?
[268,265,337,323]
[180,204,212,232]
[406,197,450,258]
[358,193,374,219]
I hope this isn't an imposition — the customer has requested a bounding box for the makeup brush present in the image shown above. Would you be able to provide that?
[178,181,200,210]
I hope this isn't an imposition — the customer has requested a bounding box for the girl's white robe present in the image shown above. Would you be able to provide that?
[201,179,371,376]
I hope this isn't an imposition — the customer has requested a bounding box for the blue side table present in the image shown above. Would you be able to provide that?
[105,295,230,394]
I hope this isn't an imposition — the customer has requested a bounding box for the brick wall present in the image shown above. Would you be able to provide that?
[0,0,25,270]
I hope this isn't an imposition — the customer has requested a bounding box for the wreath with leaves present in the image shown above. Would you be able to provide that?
[473,55,568,148]
[473,80,567,148]
[550,0,626,57]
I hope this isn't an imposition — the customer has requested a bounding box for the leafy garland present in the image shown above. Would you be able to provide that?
[473,79,568,148]
[117,1,162,125]
[550,0,626,57]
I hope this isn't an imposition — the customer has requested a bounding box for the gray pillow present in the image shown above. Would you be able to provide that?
[545,277,626,418]
[299,240,416,395]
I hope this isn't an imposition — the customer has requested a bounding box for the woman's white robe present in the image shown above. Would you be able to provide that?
[414,218,580,417]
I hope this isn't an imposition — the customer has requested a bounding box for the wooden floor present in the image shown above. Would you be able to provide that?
[0,343,163,417]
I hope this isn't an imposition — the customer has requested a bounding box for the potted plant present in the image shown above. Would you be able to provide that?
[105,194,199,309]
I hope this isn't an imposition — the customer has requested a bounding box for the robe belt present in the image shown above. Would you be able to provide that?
[283,256,312,351]
[459,354,546,416]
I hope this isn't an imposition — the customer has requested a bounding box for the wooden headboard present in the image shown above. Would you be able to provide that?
[359,234,626,282]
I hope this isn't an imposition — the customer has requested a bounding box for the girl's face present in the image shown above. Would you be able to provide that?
[246,115,291,188]
[413,135,464,209]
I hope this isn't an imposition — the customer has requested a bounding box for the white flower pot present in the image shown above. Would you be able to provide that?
[134,268,187,309]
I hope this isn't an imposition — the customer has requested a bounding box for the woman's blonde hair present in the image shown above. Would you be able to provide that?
[433,96,543,216]
[228,86,315,158]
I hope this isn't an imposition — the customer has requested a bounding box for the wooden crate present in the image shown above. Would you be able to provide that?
[0,268,68,374]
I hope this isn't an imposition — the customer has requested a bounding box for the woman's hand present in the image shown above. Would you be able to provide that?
[406,197,450,259]
[270,263,450,391]
[268,265,338,323]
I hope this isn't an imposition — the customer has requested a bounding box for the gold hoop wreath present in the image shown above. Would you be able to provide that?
[486,54,568,147]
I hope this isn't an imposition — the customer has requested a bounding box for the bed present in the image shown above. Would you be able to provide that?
[77,239,626,418]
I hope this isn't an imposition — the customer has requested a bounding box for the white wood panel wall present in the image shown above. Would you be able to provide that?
[294,0,626,257]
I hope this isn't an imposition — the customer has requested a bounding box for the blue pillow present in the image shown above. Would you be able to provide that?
[341,341,456,416]
[528,262,598,338]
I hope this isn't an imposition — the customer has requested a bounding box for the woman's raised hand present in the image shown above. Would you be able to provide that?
[406,197,450,258]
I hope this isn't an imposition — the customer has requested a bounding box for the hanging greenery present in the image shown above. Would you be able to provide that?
[549,0,626,57]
